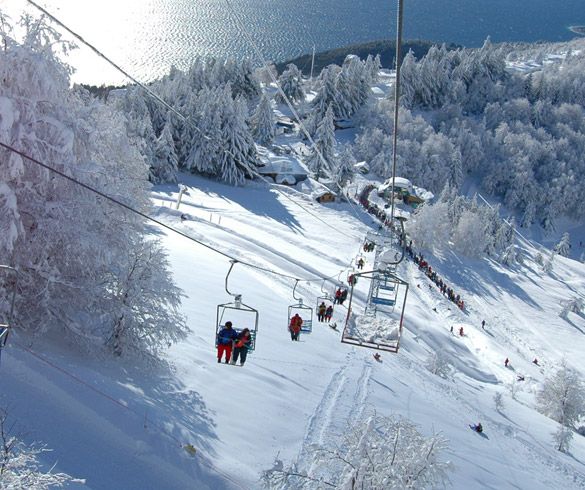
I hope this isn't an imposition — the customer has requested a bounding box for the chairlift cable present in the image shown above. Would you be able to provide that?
[222,0,369,226]
[0,140,345,284]
[25,0,362,244]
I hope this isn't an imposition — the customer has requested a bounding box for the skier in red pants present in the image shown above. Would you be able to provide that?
[217,322,237,363]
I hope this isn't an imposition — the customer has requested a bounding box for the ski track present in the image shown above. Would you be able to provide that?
[284,349,373,486]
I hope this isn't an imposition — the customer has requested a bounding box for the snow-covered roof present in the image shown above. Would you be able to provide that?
[256,146,308,177]
[378,177,413,194]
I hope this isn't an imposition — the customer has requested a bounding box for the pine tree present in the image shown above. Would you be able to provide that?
[555,232,571,257]
[334,144,356,188]
[276,63,305,104]
[151,115,179,184]
[306,105,336,180]
[251,93,276,146]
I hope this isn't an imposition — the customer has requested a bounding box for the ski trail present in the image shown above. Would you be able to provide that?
[284,350,373,487]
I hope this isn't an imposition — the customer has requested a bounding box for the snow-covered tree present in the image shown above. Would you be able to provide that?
[151,114,179,184]
[333,144,356,188]
[537,364,585,429]
[543,250,555,273]
[554,232,571,257]
[276,63,305,105]
[262,414,451,489]
[0,16,188,358]
[426,351,452,379]
[500,244,518,266]
[306,105,336,180]
[251,93,276,146]
[559,297,584,320]
[312,65,340,121]
[0,409,82,488]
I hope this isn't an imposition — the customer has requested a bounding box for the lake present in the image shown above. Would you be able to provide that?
[4,0,584,84]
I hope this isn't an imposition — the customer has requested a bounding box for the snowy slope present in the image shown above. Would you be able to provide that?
[2,174,585,489]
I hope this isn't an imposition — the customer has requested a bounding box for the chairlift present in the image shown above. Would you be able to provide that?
[316,279,334,309]
[0,266,18,365]
[341,268,409,353]
[215,261,259,352]
[288,279,313,333]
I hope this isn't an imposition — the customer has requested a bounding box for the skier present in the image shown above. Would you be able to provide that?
[348,274,357,286]
[232,328,252,366]
[517,374,525,382]
[533,358,539,366]
[450,326,454,334]
[325,305,333,322]
[357,257,365,270]
[340,288,348,304]
[373,353,381,362]
[505,357,509,368]
[481,319,486,329]
[334,288,342,305]
[289,313,303,341]
[317,302,327,322]
[459,326,464,337]
[472,423,483,433]
[217,321,238,364]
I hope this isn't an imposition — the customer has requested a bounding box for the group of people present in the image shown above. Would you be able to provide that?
[363,241,375,252]
[410,247,465,311]
[216,321,253,366]
[317,302,334,322]
[334,287,349,304]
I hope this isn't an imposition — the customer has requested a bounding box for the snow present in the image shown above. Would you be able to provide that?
[0,169,582,486]
[3,172,585,488]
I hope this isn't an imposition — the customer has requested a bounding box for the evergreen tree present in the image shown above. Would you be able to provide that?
[276,63,305,104]
[334,144,356,188]
[306,105,336,180]
[151,115,179,184]
[555,232,571,257]
[251,93,276,146]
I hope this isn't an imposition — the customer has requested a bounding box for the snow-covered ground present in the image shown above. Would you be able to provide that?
[2,173,585,489]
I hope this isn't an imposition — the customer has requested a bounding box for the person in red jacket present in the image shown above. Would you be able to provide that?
[289,313,303,341]
[232,328,252,366]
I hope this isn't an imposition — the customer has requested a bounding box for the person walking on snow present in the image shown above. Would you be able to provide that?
[232,328,252,366]
[217,321,238,363]
[289,313,303,341]
[325,305,333,322]
[318,302,327,322]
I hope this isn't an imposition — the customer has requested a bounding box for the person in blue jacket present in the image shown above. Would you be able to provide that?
[217,321,238,363]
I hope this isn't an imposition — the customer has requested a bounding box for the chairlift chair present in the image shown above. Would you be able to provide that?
[215,261,259,352]
[288,280,313,333]
[316,279,335,310]
[340,269,409,353]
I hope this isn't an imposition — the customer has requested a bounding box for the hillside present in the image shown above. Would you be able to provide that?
[2,172,585,488]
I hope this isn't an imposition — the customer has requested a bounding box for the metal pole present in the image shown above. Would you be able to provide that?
[310,45,316,83]
[389,0,404,228]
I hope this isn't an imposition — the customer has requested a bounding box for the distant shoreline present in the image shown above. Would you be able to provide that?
[569,25,585,36]
[276,39,460,75]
